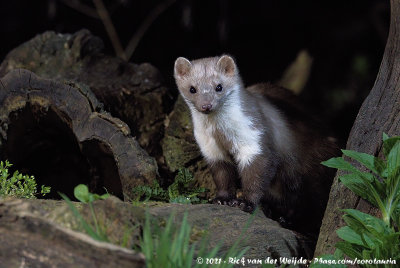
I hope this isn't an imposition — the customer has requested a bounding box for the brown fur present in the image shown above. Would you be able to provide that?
[174,55,339,236]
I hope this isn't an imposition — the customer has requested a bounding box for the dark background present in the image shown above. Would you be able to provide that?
[0,0,390,145]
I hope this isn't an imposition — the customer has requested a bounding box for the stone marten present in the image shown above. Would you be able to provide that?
[173,55,338,235]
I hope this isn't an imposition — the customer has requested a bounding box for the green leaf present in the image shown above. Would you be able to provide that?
[342,215,368,237]
[342,149,383,175]
[362,249,374,261]
[59,192,107,242]
[383,132,389,141]
[374,158,388,177]
[335,241,364,259]
[40,185,51,196]
[333,249,344,259]
[0,160,50,199]
[339,173,386,209]
[336,226,365,246]
[321,157,359,173]
[366,183,387,216]
[343,209,391,236]
[168,182,180,200]
[341,209,400,255]
[383,136,400,158]
[392,207,400,228]
[99,193,110,200]
[387,141,400,178]
[371,175,386,197]
[74,184,90,203]
[91,193,110,201]
[385,168,400,222]
[339,173,372,201]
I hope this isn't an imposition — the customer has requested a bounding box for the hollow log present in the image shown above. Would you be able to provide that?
[315,0,400,256]
[0,30,173,157]
[0,69,158,200]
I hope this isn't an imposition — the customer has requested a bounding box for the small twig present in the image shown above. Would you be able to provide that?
[125,0,177,61]
[92,0,127,60]
[59,0,99,19]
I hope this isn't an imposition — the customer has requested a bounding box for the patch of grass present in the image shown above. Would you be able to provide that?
[60,184,110,242]
[139,211,251,268]
[63,184,259,267]
[0,160,50,199]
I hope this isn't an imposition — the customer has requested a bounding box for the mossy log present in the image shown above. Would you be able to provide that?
[0,198,145,268]
[0,69,158,200]
[0,197,314,266]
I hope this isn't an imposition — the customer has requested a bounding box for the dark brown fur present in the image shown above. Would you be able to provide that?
[229,83,338,234]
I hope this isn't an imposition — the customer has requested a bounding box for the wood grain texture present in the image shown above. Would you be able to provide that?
[0,198,145,268]
[0,30,172,157]
[0,69,157,201]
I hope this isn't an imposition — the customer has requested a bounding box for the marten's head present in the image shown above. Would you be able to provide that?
[174,55,242,114]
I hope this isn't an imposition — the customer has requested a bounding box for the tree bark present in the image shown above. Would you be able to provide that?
[315,0,400,256]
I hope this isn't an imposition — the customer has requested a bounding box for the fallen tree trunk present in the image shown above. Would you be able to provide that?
[0,198,145,268]
[315,0,400,256]
[0,69,158,200]
[0,197,314,266]
[0,30,172,157]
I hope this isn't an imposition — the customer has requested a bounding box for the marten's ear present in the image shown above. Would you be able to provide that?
[217,55,236,77]
[174,57,192,78]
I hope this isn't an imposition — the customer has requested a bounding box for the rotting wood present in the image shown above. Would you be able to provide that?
[0,69,158,200]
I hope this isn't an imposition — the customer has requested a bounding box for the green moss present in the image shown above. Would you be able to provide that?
[131,168,208,204]
[211,217,229,228]
[162,96,201,172]
[190,225,208,243]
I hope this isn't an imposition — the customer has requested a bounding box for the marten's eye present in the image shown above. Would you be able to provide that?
[189,86,197,94]
[216,84,223,92]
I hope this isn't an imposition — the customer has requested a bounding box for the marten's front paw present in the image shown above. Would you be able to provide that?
[228,199,256,213]
[212,197,233,205]
[277,216,294,229]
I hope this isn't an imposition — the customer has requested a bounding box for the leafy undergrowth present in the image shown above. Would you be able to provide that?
[132,168,208,204]
[0,160,50,199]
[312,133,400,267]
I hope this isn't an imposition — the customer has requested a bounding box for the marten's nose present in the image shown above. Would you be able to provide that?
[201,104,212,112]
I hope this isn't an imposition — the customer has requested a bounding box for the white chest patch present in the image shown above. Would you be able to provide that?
[190,90,262,170]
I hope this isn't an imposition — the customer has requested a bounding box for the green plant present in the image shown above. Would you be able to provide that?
[132,168,208,204]
[132,180,168,202]
[0,160,50,199]
[59,184,110,242]
[140,211,250,268]
[62,184,253,267]
[315,133,400,267]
